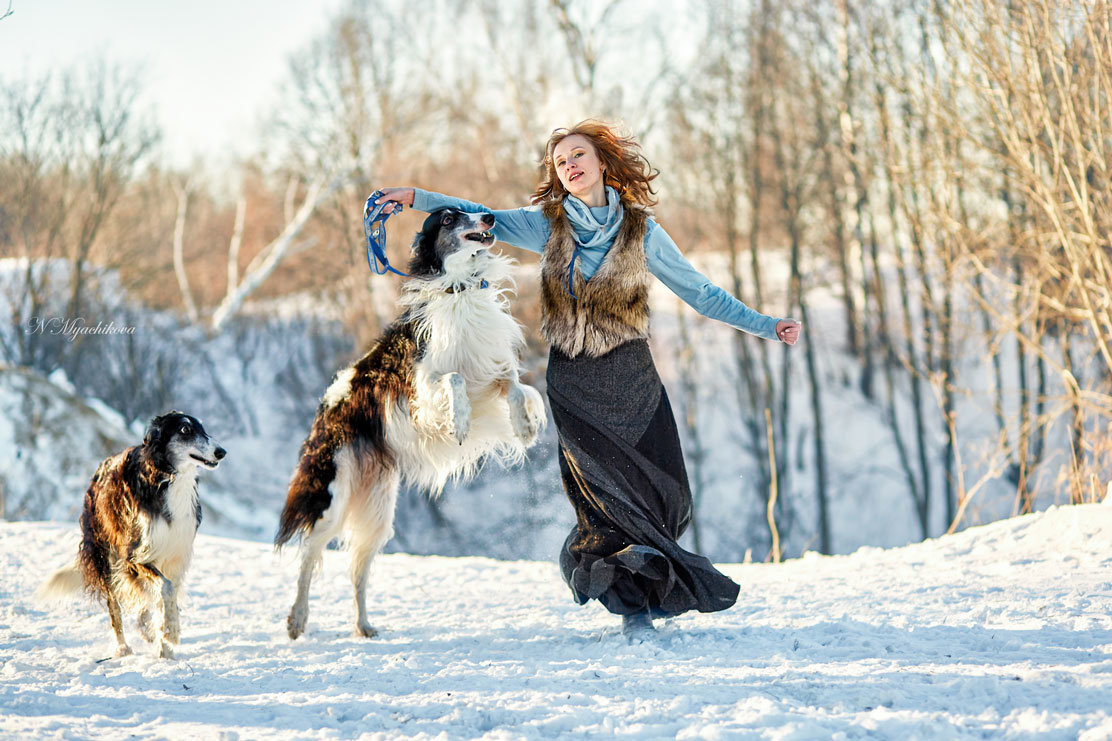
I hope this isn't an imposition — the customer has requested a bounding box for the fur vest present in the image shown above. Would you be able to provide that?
[540,199,651,358]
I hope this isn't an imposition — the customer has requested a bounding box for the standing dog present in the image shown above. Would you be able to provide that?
[276,208,546,639]
[37,412,225,658]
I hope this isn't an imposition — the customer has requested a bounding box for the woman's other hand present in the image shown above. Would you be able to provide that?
[776,319,801,345]
[375,187,414,211]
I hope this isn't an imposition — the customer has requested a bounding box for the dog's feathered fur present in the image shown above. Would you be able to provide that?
[37,412,225,658]
[276,208,546,639]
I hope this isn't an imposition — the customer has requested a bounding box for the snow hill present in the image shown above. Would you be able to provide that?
[0,365,132,522]
[2,503,1110,740]
[0,365,273,539]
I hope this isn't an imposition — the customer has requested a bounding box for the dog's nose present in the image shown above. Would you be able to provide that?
[214,447,227,460]
[481,213,495,228]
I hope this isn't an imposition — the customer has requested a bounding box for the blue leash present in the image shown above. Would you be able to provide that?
[363,191,491,291]
[363,190,410,277]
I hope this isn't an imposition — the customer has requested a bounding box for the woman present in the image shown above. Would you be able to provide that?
[376,120,801,638]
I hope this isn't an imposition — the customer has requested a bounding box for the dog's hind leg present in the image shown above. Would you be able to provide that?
[350,543,380,638]
[106,590,132,658]
[287,485,345,640]
[347,470,399,638]
[288,521,334,640]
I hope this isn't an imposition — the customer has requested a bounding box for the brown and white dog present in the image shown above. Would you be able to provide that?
[275,208,546,640]
[37,412,225,658]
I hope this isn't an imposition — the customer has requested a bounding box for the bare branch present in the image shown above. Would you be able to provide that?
[171,180,199,322]
[547,0,623,96]
[226,193,247,295]
[211,173,339,330]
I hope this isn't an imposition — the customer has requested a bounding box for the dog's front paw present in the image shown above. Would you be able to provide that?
[163,611,181,645]
[509,383,546,446]
[159,641,175,659]
[452,406,471,445]
[287,605,308,640]
[137,609,156,643]
[355,620,379,638]
[114,643,133,659]
[447,373,471,444]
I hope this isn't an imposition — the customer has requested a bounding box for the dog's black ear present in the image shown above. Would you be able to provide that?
[144,410,182,445]
[409,210,447,276]
[415,210,444,246]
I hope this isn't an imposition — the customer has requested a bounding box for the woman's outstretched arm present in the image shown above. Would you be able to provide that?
[376,187,549,254]
[645,223,801,344]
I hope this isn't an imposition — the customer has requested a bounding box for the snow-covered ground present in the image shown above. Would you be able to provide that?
[3,503,1110,740]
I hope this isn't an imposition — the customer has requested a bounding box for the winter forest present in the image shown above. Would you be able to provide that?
[3,0,1111,564]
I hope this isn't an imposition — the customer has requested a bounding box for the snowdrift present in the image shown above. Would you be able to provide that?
[0,365,134,521]
[1,503,1110,739]
[0,365,270,536]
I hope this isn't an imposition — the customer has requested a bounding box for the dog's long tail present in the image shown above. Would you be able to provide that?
[34,562,85,604]
[275,422,344,550]
[276,364,394,550]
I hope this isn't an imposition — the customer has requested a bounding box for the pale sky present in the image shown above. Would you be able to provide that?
[0,0,347,167]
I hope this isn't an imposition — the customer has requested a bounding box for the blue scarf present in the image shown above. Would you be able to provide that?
[562,186,624,298]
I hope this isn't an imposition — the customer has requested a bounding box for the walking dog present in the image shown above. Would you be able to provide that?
[275,208,546,639]
[37,412,225,658]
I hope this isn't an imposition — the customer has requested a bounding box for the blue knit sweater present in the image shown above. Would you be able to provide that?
[412,188,781,341]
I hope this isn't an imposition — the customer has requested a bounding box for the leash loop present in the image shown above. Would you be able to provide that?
[363,191,410,277]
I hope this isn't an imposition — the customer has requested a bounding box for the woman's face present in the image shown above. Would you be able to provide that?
[552,134,606,204]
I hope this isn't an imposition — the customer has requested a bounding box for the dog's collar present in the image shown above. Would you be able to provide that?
[444,279,490,294]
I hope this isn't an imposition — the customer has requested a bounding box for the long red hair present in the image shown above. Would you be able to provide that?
[530,120,659,207]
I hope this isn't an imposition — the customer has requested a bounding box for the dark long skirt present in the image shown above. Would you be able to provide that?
[546,339,740,617]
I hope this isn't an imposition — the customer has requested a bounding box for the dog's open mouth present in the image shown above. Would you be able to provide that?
[464,230,495,247]
[190,453,220,468]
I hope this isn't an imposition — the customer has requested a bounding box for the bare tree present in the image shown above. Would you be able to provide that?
[769,3,831,554]
[669,0,791,557]
[477,0,560,169]
[64,60,158,323]
[866,18,935,538]
[547,0,624,100]
[210,173,334,329]
[0,59,157,371]
[0,70,73,368]
[937,0,1112,502]
[171,177,199,322]
[800,0,868,373]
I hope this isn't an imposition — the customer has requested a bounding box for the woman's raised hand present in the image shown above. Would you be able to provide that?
[776,319,802,345]
[375,187,415,211]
